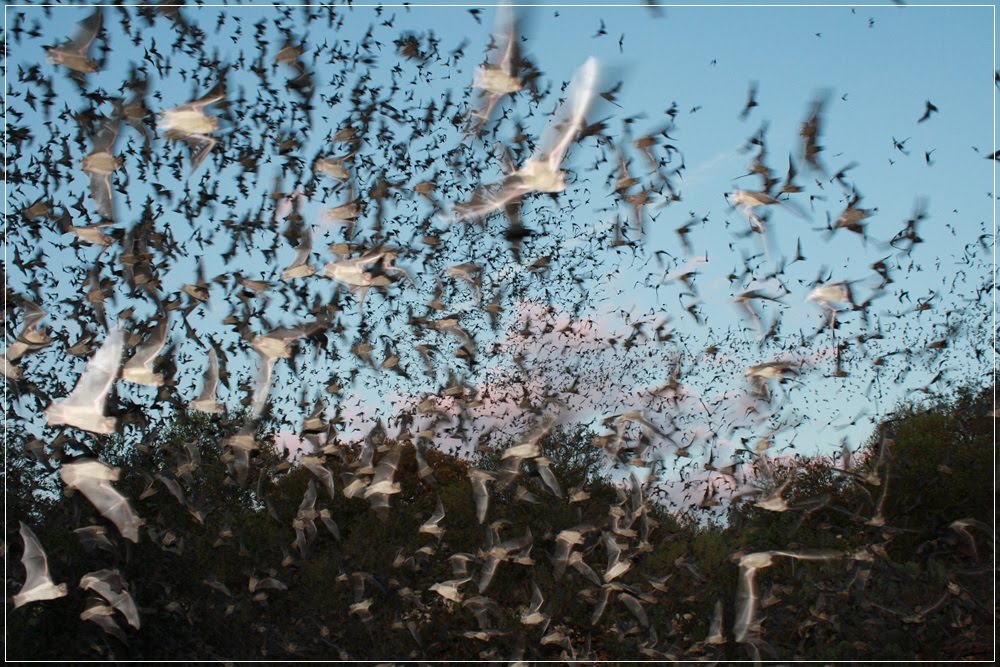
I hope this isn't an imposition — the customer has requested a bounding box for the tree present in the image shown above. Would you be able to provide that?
[7,387,994,660]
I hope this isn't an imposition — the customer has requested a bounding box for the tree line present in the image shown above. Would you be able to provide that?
[5,385,993,661]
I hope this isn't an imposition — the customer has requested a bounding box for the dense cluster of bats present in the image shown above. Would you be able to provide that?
[6,2,991,659]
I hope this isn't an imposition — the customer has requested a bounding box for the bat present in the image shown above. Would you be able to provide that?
[122,317,168,386]
[45,327,123,435]
[190,347,223,414]
[469,1,523,132]
[158,80,226,171]
[454,57,600,221]
[81,116,122,221]
[47,7,102,74]
[79,569,140,630]
[60,459,144,543]
[12,522,69,608]
[734,549,841,642]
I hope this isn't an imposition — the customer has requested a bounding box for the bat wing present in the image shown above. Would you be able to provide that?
[281,227,315,280]
[45,327,123,434]
[51,7,102,57]
[371,445,402,486]
[454,176,529,221]
[772,548,842,561]
[468,470,494,523]
[87,171,114,221]
[180,79,227,113]
[732,565,757,643]
[79,569,141,629]
[80,598,126,640]
[82,480,143,543]
[250,353,276,418]
[191,347,221,412]
[122,319,168,385]
[22,300,47,332]
[298,479,318,515]
[61,460,143,543]
[302,460,336,498]
[428,495,446,525]
[13,522,68,608]
[91,117,120,154]
[495,2,519,74]
[537,57,599,170]
[617,592,648,627]
[71,7,103,54]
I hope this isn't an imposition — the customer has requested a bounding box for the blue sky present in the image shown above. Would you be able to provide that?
[5,1,995,508]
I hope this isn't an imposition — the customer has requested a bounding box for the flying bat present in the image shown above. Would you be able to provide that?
[81,116,122,221]
[454,57,600,221]
[47,7,102,75]
[158,79,226,172]
[469,2,523,132]
[60,459,144,543]
[190,346,223,414]
[122,318,168,386]
[45,327,123,435]
[12,522,69,608]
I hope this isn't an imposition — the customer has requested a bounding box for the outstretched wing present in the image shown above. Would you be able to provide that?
[45,327,123,434]
[61,460,143,543]
[67,7,103,55]
[250,352,277,418]
[281,223,315,280]
[191,347,221,412]
[46,8,103,76]
[453,177,530,222]
[537,57,599,170]
[79,569,141,629]
[87,171,115,221]
[122,318,168,385]
[13,522,68,608]
[178,78,227,114]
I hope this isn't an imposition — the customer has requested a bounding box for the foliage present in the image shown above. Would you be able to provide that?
[6,386,995,660]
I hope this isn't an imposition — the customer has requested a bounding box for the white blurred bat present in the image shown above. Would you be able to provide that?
[455,57,600,221]
[6,299,52,363]
[47,7,102,74]
[122,318,168,386]
[80,598,125,641]
[520,581,547,626]
[12,522,69,608]
[60,459,144,543]
[704,599,726,645]
[300,455,337,499]
[364,445,403,518]
[224,425,258,486]
[81,117,122,222]
[158,80,226,172]
[45,327,123,435]
[419,495,447,538]
[469,2,523,132]
[281,222,316,281]
[733,549,841,643]
[79,569,140,630]
[74,525,117,554]
[467,468,496,524]
[250,349,277,419]
[190,346,223,413]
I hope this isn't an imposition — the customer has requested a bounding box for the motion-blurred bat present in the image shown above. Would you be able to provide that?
[12,522,69,608]
[60,459,144,543]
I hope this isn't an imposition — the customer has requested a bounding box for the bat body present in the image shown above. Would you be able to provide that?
[60,459,144,543]
[13,522,69,608]
[455,57,600,220]
[45,327,123,435]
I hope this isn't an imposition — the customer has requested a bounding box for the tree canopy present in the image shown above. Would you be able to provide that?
[6,386,994,661]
